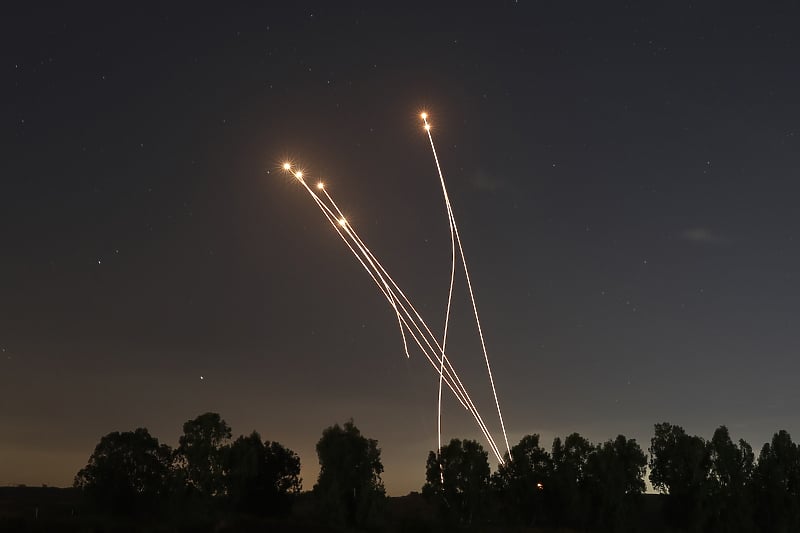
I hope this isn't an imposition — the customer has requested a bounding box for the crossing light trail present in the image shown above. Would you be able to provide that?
[281,163,505,462]
[420,112,512,458]
[420,111,458,468]
[315,183,506,462]
[281,165,506,463]
[289,165,505,462]
[279,112,511,463]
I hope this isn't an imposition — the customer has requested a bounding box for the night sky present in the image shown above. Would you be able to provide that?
[3,4,800,495]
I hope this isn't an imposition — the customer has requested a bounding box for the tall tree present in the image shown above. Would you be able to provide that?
[551,432,593,527]
[492,434,552,526]
[176,412,232,499]
[74,428,172,516]
[753,430,800,533]
[423,438,491,526]
[649,422,711,531]
[585,435,647,531]
[224,431,302,516]
[314,420,384,527]
[706,426,754,533]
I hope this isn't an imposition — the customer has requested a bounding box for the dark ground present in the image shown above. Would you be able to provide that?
[0,486,672,533]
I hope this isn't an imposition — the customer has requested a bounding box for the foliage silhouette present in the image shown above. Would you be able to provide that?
[74,428,172,516]
[423,438,491,526]
[492,433,552,527]
[706,425,755,533]
[314,419,385,527]
[223,430,302,517]
[753,430,800,533]
[649,422,712,531]
[584,435,647,531]
[551,432,593,528]
[68,415,800,532]
[176,412,231,500]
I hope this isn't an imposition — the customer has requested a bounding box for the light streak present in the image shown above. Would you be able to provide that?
[327,206,499,453]
[279,113,511,463]
[422,113,512,458]
[317,185,507,463]
[417,112,458,468]
[285,166,469,408]
[321,175,503,461]
[286,170,507,463]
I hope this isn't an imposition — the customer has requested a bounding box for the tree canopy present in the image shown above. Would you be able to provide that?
[423,438,491,525]
[753,430,800,533]
[223,431,302,516]
[551,432,593,527]
[706,425,755,533]
[492,433,551,526]
[584,435,647,530]
[314,419,385,527]
[176,412,232,499]
[649,422,712,529]
[74,428,172,516]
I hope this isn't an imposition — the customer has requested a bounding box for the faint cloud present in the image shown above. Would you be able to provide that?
[681,227,729,245]
[470,170,507,191]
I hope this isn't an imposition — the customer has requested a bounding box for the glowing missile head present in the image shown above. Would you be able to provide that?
[294,171,303,179]
[317,182,324,190]
[420,112,428,120]
[282,162,291,170]
[338,218,347,227]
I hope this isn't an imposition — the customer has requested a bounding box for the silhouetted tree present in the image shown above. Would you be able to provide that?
[706,426,754,533]
[176,412,231,500]
[649,422,711,531]
[585,435,647,532]
[223,431,302,516]
[551,432,593,528]
[492,434,552,527]
[314,419,384,527]
[423,438,491,526]
[74,428,172,516]
[752,430,800,533]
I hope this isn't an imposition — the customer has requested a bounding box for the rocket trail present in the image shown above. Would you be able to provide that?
[280,110,512,463]
[286,171,482,413]
[420,111,458,468]
[286,168,507,462]
[314,178,504,461]
[283,164,505,462]
[420,115,457,460]
[422,113,512,458]
[318,185,504,462]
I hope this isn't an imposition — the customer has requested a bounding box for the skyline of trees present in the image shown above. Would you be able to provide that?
[71,415,800,531]
[486,431,647,530]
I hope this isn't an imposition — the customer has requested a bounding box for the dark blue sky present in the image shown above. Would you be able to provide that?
[2,3,800,494]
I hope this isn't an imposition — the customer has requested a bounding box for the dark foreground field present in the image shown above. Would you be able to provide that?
[0,486,670,533]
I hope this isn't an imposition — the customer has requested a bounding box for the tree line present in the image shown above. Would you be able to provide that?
[74,414,383,528]
[74,414,800,532]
